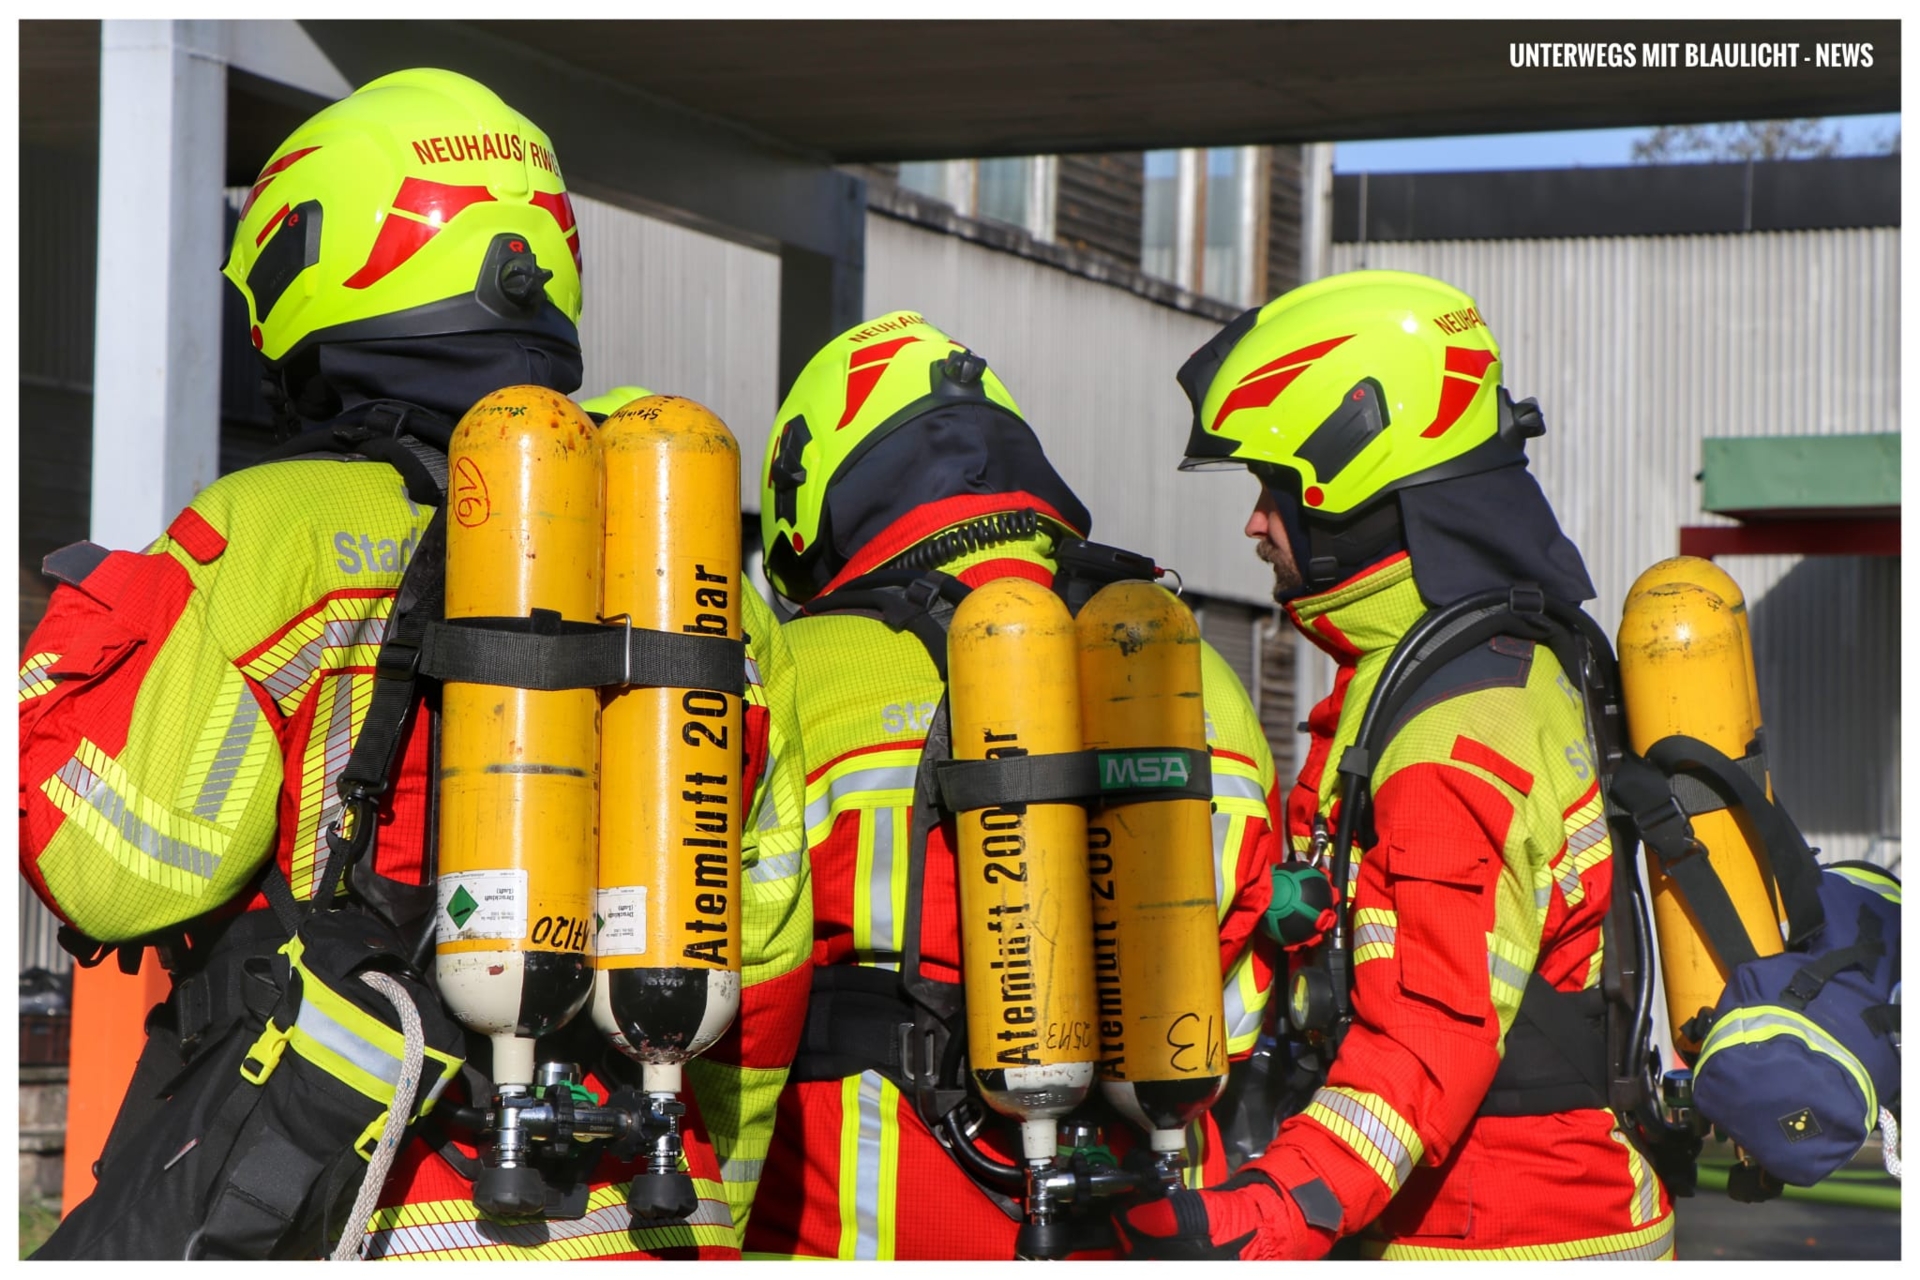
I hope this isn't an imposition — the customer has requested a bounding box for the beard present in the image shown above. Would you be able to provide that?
[1255,535,1304,604]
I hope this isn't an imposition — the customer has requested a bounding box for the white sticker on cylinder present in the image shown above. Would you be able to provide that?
[597,885,648,957]
[437,868,528,941]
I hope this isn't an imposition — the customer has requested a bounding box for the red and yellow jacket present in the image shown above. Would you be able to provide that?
[1253,553,1674,1261]
[18,455,812,1259]
[742,533,1281,1260]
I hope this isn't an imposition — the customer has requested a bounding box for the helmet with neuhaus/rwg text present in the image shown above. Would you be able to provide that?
[1177,269,1541,517]
[222,67,583,370]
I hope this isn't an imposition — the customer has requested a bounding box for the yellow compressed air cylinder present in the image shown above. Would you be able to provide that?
[591,396,743,1094]
[948,578,1099,1163]
[1076,582,1227,1154]
[1618,557,1784,1052]
[437,386,602,1090]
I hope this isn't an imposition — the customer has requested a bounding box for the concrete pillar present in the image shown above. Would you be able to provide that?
[1299,142,1336,284]
[90,20,227,551]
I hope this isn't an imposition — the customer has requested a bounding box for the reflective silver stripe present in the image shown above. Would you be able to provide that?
[853,1070,886,1260]
[260,612,386,704]
[1488,950,1530,995]
[1211,811,1232,901]
[296,989,406,1089]
[721,1155,765,1185]
[57,756,221,879]
[1565,815,1608,856]
[1353,922,1397,951]
[1586,1215,1674,1261]
[806,763,919,831]
[744,656,762,687]
[1636,1154,1659,1224]
[1312,1088,1414,1189]
[195,693,262,820]
[18,655,57,693]
[1210,771,1267,803]
[749,849,803,884]
[365,1194,733,1257]
[868,807,898,956]
[261,632,325,702]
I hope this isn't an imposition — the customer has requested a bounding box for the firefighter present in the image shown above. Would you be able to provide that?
[740,311,1282,1260]
[1111,269,1677,1260]
[18,69,810,1259]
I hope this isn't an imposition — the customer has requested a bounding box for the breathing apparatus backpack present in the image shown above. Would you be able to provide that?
[786,529,1211,1224]
[1278,584,1702,1194]
[38,398,746,1256]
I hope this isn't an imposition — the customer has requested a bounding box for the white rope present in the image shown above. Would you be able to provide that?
[1880,1107,1901,1179]
[330,972,427,1261]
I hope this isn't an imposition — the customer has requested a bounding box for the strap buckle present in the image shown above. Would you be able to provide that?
[1634,794,1704,864]
[603,613,635,686]
[1509,583,1546,616]
[374,640,421,682]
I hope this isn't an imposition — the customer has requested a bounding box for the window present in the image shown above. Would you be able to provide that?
[896,157,1056,240]
[1139,146,1266,305]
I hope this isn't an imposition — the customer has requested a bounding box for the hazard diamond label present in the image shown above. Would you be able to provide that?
[447,885,479,929]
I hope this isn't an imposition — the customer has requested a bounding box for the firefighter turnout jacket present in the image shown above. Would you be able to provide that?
[18,454,813,1259]
[1257,553,1674,1260]
[742,533,1281,1260]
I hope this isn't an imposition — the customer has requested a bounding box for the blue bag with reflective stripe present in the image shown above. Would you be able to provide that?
[1691,864,1901,1186]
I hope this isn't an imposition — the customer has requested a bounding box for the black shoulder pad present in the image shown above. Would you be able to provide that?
[1382,634,1535,743]
[42,541,111,588]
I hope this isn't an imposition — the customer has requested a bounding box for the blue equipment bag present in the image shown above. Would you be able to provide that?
[1691,864,1901,1185]
[1616,735,1902,1189]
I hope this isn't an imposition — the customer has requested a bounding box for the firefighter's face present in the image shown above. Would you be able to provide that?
[1246,488,1303,604]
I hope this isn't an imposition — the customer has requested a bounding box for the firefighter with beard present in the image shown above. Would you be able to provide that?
[1112,270,1678,1260]
[19,69,810,1260]
[740,311,1282,1260]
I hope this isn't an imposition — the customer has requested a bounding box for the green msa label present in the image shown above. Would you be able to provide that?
[1099,751,1192,791]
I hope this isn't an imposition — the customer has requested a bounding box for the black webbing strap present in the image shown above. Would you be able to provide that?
[1642,734,1826,948]
[1780,907,1883,1011]
[1611,753,1762,974]
[934,746,1214,812]
[1666,750,1770,819]
[419,614,744,693]
[789,964,920,1086]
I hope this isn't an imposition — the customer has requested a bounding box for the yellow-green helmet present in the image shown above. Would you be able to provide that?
[578,385,654,417]
[223,68,582,370]
[760,310,1030,602]
[1177,270,1538,516]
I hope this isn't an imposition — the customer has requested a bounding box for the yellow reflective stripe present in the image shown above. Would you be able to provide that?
[804,749,920,842]
[287,672,371,900]
[362,1179,735,1259]
[1373,1212,1674,1260]
[19,651,59,702]
[1830,864,1901,904]
[1609,1128,1660,1227]
[1289,831,1313,856]
[43,738,229,887]
[853,806,906,967]
[1696,1007,1877,1129]
[1585,945,1605,991]
[239,594,391,714]
[1182,1120,1208,1189]
[838,1071,898,1259]
[1486,930,1533,1025]
[176,671,273,827]
[1303,1086,1423,1194]
[1353,907,1397,966]
[1222,947,1267,1054]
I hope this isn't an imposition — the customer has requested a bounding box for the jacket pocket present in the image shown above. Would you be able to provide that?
[1387,835,1493,1023]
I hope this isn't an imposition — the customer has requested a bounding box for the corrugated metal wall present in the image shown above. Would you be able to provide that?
[571,195,783,511]
[1331,230,1900,864]
[866,213,1273,606]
